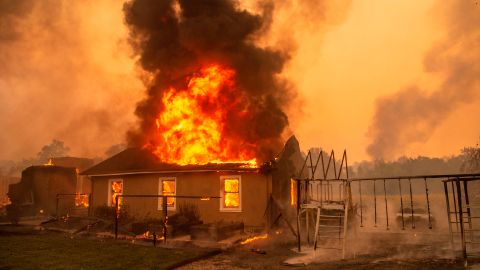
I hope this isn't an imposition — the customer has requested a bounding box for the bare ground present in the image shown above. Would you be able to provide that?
[178,231,473,270]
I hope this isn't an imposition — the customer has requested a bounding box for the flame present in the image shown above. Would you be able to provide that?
[44,158,54,166]
[290,179,297,206]
[142,230,164,240]
[111,181,123,211]
[149,64,258,166]
[161,180,175,206]
[224,178,240,207]
[240,233,268,245]
[1,197,11,207]
[75,193,89,207]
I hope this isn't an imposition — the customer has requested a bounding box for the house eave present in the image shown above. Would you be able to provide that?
[83,168,260,177]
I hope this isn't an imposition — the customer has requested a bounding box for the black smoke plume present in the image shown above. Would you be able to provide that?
[124,0,292,162]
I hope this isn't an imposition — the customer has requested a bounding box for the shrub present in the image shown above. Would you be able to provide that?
[169,203,202,235]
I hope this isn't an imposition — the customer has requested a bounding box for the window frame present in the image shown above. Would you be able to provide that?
[108,178,123,207]
[158,177,177,211]
[219,175,242,212]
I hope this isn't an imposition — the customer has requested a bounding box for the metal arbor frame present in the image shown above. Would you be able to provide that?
[294,150,352,259]
[443,176,480,267]
[294,148,480,264]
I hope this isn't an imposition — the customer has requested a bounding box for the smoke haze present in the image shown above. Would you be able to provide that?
[366,0,480,160]
[0,0,142,161]
[1,0,478,164]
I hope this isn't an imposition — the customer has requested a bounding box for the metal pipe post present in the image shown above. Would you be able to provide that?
[383,179,389,230]
[424,178,432,229]
[398,179,405,230]
[408,179,415,229]
[455,179,467,266]
[296,179,302,252]
[56,196,59,219]
[451,181,459,231]
[463,180,473,245]
[153,231,157,247]
[87,194,92,217]
[443,181,454,250]
[359,181,363,227]
[114,196,119,240]
[374,180,377,227]
[162,196,168,244]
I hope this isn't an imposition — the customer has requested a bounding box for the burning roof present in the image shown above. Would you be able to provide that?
[80,148,259,176]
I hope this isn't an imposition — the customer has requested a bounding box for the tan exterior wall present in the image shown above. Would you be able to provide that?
[90,172,270,227]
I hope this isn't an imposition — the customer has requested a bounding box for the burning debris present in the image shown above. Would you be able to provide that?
[75,193,89,208]
[240,233,268,245]
[124,0,292,165]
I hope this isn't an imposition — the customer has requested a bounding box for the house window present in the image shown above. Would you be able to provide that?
[220,175,241,212]
[158,177,176,210]
[108,179,123,207]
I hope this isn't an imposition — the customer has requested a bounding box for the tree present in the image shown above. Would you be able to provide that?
[461,144,480,173]
[36,139,70,163]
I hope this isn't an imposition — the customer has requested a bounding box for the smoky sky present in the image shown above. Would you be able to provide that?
[124,0,293,161]
[0,0,142,161]
[366,0,480,160]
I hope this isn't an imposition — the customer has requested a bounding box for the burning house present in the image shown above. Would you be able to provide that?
[7,157,94,220]
[76,0,305,237]
[81,136,304,231]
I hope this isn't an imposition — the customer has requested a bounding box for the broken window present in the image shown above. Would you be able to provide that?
[159,178,176,210]
[220,176,241,212]
[108,179,123,207]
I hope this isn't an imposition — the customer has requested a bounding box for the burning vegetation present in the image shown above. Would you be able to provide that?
[124,0,292,165]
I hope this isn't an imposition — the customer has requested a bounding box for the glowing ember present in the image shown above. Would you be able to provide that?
[141,231,164,241]
[75,193,89,207]
[44,158,54,166]
[150,64,257,166]
[240,233,268,245]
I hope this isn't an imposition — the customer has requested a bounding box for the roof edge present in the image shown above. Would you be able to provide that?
[82,168,260,177]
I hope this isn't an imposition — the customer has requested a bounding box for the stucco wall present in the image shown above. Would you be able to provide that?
[90,171,270,227]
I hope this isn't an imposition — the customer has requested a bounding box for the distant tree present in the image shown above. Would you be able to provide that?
[352,155,463,178]
[461,144,480,173]
[36,139,70,163]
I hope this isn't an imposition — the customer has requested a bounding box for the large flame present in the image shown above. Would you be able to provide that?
[151,64,257,166]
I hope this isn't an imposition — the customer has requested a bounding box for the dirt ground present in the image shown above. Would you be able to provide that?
[0,218,476,270]
[178,245,468,270]
[178,231,472,270]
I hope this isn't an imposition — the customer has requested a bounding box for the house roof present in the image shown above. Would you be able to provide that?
[80,148,259,176]
[49,157,95,171]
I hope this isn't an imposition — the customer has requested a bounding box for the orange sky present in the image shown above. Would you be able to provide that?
[0,0,478,162]
[286,0,480,162]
